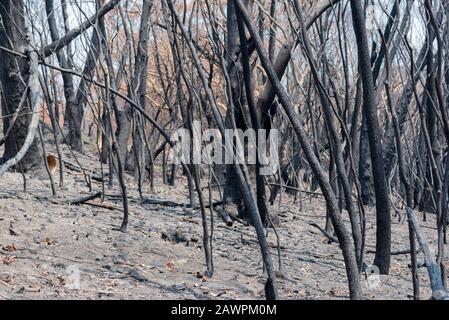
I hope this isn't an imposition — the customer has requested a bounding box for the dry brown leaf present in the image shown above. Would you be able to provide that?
[43,237,56,246]
[1,256,17,265]
[166,260,174,272]
[0,274,13,284]
[2,245,17,252]
[57,276,66,286]
[47,155,58,174]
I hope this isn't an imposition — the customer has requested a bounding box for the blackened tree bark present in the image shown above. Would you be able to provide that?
[0,0,42,170]
[235,1,270,226]
[383,39,430,179]
[165,0,279,298]
[350,0,391,274]
[233,0,362,299]
[291,0,362,268]
[223,0,253,214]
[358,116,373,205]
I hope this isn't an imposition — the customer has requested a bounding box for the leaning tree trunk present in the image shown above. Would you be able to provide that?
[0,0,42,170]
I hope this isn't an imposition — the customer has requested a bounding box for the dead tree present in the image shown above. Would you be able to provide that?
[0,0,43,171]
[350,0,392,275]
[233,0,362,300]
[116,0,153,171]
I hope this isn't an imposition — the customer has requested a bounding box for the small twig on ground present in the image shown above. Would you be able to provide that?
[214,207,234,227]
[68,192,103,205]
[309,223,339,243]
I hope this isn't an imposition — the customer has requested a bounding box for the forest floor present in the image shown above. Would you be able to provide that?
[0,141,447,300]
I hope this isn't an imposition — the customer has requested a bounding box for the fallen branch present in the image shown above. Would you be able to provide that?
[142,197,223,210]
[63,161,104,182]
[366,249,422,256]
[214,207,234,227]
[83,201,123,212]
[141,198,185,208]
[309,223,339,243]
[68,192,103,205]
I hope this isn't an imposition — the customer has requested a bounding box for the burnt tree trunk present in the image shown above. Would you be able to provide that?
[0,0,42,170]
[350,0,392,274]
